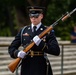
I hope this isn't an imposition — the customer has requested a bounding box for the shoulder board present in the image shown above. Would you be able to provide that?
[44,25,48,28]
[51,30,54,32]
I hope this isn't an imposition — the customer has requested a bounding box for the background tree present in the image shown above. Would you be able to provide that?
[0,0,76,40]
[0,0,50,36]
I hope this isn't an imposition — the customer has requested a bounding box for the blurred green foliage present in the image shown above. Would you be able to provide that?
[45,0,76,40]
[0,0,76,41]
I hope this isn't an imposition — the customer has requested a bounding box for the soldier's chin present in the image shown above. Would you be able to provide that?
[33,22,39,25]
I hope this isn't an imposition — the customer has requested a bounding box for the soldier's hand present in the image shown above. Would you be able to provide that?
[17,51,26,58]
[33,35,41,46]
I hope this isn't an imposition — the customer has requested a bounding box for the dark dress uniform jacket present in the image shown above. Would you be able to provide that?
[8,24,60,75]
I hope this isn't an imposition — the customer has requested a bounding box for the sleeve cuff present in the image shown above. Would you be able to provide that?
[14,50,20,58]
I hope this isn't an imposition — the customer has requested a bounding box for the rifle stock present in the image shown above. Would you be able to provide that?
[8,58,21,73]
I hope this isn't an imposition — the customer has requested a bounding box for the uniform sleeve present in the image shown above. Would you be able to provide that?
[38,30,60,56]
[8,30,22,58]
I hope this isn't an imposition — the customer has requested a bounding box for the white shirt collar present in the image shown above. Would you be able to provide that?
[31,22,42,31]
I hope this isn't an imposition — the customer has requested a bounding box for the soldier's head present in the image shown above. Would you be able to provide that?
[27,6,45,25]
[74,26,76,32]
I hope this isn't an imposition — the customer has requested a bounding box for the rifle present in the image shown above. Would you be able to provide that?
[8,8,76,73]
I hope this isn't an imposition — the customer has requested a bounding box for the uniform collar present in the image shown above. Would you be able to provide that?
[31,22,42,31]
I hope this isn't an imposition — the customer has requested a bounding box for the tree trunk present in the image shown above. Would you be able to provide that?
[15,6,30,31]
[14,0,50,31]
[6,6,17,36]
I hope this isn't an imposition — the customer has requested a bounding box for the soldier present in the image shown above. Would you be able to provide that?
[70,26,76,43]
[8,6,60,75]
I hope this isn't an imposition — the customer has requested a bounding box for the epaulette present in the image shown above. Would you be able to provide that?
[51,30,54,32]
[44,25,48,28]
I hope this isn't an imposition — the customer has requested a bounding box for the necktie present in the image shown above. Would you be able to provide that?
[33,26,37,36]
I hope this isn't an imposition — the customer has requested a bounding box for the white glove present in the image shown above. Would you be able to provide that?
[33,35,41,46]
[17,51,26,58]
